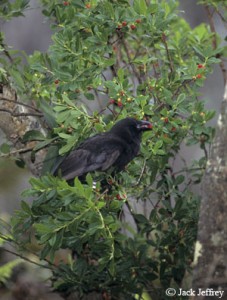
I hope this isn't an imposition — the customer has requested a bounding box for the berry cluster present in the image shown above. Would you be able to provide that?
[116,19,142,31]
[109,90,133,108]
[194,63,206,80]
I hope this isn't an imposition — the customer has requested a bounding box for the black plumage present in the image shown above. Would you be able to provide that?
[54,117,152,180]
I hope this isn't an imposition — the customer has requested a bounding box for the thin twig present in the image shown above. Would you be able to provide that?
[205,5,227,85]
[0,108,43,117]
[94,89,103,111]
[0,97,42,113]
[215,8,227,24]
[1,247,52,270]
[205,6,217,48]
[134,159,146,186]
[161,33,174,77]
[121,38,142,84]
[0,41,14,64]
[0,146,34,158]
[172,79,194,99]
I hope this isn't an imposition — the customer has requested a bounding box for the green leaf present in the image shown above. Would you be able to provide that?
[133,213,149,224]
[84,92,95,100]
[193,46,205,58]
[174,175,185,185]
[9,69,25,89]
[22,130,46,142]
[0,143,10,154]
[86,173,93,187]
[74,177,85,197]
[133,0,147,15]
[33,139,55,152]
[41,145,59,175]
[108,259,116,276]
[117,68,125,83]
[59,143,74,155]
[34,223,54,234]
[21,200,32,215]
[0,259,23,284]
[176,93,186,105]
[39,100,56,128]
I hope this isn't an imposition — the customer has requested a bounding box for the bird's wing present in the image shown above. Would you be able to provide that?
[57,137,122,180]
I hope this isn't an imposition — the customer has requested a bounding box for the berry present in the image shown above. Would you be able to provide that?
[107,179,113,185]
[197,64,205,69]
[85,3,91,8]
[196,74,202,79]
[171,127,176,132]
[112,45,118,52]
[135,19,141,24]
[117,101,123,107]
[164,117,169,123]
[109,99,115,104]
[116,193,126,200]
[122,21,127,27]
[63,1,70,5]
[54,79,59,84]
[130,24,136,30]
[116,194,122,200]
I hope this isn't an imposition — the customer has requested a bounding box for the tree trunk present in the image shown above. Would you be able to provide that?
[191,83,227,299]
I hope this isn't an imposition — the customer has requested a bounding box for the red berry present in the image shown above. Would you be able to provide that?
[112,45,118,52]
[54,79,59,84]
[196,74,202,79]
[107,179,113,185]
[116,194,126,200]
[117,101,123,107]
[109,99,115,104]
[197,64,205,69]
[63,1,70,5]
[164,117,169,123]
[135,19,141,24]
[122,21,127,27]
[130,24,136,30]
[116,194,122,200]
[171,127,176,132]
[85,3,91,8]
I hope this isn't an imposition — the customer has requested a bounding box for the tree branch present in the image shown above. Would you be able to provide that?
[0,85,48,176]
[205,5,227,85]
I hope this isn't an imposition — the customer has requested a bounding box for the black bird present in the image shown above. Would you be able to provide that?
[54,117,152,181]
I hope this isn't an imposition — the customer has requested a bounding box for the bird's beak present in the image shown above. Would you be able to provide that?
[137,120,153,130]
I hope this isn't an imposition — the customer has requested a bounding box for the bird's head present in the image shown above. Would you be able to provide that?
[135,119,153,131]
[110,118,152,139]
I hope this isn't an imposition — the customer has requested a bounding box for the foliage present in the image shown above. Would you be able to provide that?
[0,259,23,284]
[0,229,22,285]
[1,0,226,299]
